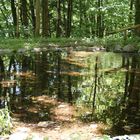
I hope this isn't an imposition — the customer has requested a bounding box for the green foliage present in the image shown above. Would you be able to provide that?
[97,135,111,140]
[0,106,12,135]
[25,136,49,140]
[0,0,135,38]
[43,137,49,140]
[104,36,124,51]
[75,52,125,126]
[125,36,140,48]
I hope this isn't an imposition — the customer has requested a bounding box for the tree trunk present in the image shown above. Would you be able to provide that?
[135,0,140,36]
[42,0,49,37]
[66,0,73,37]
[21,0,28,27]
[91,15,96,37]
[57,51,62,99]
[92,56,99,110]
[56,0,61,37]
[21,0,28,37]
[96,0,104,37]
[35,0,40,36]
[129,0,134,23]
[29,0,36,35]
[0,56,4,74]
[62,0,67,36]
[16,0,20,37]
[79,0,82,29]
[10,0,17,37]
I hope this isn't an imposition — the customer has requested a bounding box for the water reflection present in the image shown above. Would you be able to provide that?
[0,49,140,134]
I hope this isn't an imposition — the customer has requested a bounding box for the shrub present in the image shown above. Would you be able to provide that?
[0,106,12,135]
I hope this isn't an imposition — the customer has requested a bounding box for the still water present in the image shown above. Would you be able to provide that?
[0,48,140,134]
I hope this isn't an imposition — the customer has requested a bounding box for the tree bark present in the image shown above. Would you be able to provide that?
[16,0,20,37]
[42,0,49,37]
[21,0,28,27]
[29,0,36,35]
[62,0,67,36]
[135,0,140,36]
[129,0,134,23]
[79,0,82,29]
[56,0,61,37]
[96,0,104,37]
[66,0,73,37]
[35,0,40,36]
[10,0,17,37]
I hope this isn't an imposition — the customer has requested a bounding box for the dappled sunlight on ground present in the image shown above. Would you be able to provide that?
[10,95,105,140]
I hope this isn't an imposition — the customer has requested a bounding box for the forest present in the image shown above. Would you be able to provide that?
[0,0,140,140]
[0,0,140,39]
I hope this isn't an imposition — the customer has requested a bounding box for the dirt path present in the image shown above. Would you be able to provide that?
[9,95,105,140]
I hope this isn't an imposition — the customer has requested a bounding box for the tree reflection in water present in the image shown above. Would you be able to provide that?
[0,50,140,135]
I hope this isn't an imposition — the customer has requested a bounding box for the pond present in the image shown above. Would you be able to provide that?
[0,48,140,135]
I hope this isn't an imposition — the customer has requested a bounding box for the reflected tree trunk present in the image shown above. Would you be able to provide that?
[68,74,72,104]
[57,50,62,99]
[8,55,16,72]
[123,58,130,102]
[92,56,99,110]
[0,56,4,74]
[9,55,17,99]
[125,56,140,124]
[128,62,140,111]
[40,52,48,91]
[128,57,137,96]
[67,50,73,103]
[22,55,29,72]
[34,53,41,94]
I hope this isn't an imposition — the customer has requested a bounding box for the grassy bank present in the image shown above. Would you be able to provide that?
[0,36,140,51]
[0,37,105,50]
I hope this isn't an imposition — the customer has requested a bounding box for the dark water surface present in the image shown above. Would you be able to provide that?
[0,49,140,134]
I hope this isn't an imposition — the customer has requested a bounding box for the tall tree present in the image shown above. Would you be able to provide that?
[79,0,82,30]
[135,0,140,36]
[66,0,73,37]
[129,0,134,23]
[62,0,67,36]
[35,0,40,36]
[10,0,17,37]
[21,0,28,36]
[29,0,36,35]
[96,0,104,37]
[42,0,49,37]
[56,0,61,37]
[21,0,28,27]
